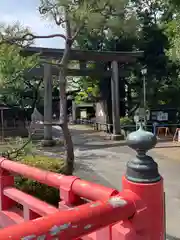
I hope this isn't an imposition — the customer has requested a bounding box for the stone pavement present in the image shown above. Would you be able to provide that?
[65,125,180,239]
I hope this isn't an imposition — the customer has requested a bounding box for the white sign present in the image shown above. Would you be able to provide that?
[157,112,168,121]
[80,110,87,119]
[98,109,104,117]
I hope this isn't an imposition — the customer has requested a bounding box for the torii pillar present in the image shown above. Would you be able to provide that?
[42,63,56,146]
[111,61,123,140]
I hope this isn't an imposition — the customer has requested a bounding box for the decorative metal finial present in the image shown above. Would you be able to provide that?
[126,126,161,183]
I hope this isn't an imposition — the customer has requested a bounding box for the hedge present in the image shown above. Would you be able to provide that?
[15,155,65,206]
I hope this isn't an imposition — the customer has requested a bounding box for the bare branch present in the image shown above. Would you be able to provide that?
[1,33,67,44]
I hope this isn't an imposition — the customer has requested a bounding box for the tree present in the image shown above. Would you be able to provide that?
[78,0,180,111]
[74,4,139,119]
[1,0,139,175]
[0,22,41,110]
[74,76,100,104]
[0,22,33,46]
[38,0,139,174]
[0,43,41,110]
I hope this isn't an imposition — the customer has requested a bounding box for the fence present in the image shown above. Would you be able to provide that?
[0,126,164,239]
[75,118,180,137]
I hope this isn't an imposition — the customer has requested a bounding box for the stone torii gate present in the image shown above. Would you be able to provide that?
[24,47,143,141]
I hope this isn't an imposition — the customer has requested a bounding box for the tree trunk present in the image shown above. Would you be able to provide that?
[60,122,74,175]
[59,35,74,174]
[59,67,74,175]
[58,9,77,175]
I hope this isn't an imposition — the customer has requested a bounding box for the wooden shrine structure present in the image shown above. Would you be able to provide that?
[23,47,143,140]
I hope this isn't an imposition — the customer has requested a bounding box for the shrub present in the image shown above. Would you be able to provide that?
[120,116,134,126]
[15,155,65,206]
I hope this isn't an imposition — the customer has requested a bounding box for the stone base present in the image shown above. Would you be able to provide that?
[41,139,57,147]
[110,134,124,141]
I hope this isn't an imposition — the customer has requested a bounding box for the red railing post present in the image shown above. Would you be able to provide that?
[123,126,165,239]
[0,158,14,211]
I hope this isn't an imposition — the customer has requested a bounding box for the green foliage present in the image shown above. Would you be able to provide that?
[165,1,180,62]
[166,18,180,62]
[127,0,180,108]
[0,137,65,205]
[0,43,40,107]
[74,0,180,112]
[120,116,133,126]
[74,77,99,104]
[15,155,65,206]
[1,137,36,159]
[0,21,33,46]
[0,22,41,108]
[39,0,138,39]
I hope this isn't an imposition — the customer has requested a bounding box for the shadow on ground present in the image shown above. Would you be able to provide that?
[74,160,115,189]
[166,234,180,240]
[75,142,126,151]
[70,128,127,150]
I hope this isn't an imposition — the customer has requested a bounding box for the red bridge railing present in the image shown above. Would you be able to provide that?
[0,128,165,239]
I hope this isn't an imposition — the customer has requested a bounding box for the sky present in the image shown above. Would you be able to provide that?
[0,0,65,48]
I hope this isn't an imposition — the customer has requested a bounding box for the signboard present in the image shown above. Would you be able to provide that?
[150,108,177,122]
[157,112,168,121]
[80,110,87,119]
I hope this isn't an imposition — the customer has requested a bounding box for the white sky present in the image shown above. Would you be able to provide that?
[0,0,65,48]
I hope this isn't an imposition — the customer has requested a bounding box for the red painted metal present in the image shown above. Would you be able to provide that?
[0,207,24,228]
[0,157,165,239]
[0,158,117,202]
[122,176,165,240]
[0,171,14,211]
[0,196,135,240]
[4,187,58,216]
[72,179,118,201]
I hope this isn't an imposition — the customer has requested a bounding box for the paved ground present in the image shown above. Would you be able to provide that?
[53,125,180,239]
